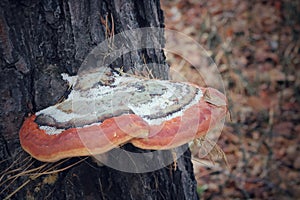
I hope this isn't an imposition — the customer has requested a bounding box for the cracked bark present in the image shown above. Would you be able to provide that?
[0,0,199,199]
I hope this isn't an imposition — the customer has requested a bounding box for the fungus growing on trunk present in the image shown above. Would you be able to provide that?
[130,87,227,149]
[19,71,227,162]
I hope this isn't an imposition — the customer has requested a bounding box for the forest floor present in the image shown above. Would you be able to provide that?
[162,0,300,199]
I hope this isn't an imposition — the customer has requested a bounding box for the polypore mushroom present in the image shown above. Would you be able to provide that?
[130,86,227,149]
[20,114,148,162]
[19,70,227,162]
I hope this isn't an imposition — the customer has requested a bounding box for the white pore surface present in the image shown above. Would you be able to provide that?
[39,126,65,135]
[37,73,204,132]
[36,102,83,123]
[127,81,176,115]
[133,88,203,125]
[61,73,78,85]
[39,121,103,135]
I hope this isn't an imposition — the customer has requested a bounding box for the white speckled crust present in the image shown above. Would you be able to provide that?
[39,122,103,135]
[139,89,203,125]
[35,71,204,133]
[39,126,65,135]
[61,73,78,86]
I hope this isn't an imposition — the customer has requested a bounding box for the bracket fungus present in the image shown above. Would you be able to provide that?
[19,70,227,162]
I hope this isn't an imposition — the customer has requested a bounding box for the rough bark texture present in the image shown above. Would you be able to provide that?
[0,0,199,199]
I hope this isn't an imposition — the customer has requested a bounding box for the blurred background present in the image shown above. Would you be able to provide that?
[161,0,299,199]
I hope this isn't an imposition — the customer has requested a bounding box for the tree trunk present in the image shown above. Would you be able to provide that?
[0,0,199,199]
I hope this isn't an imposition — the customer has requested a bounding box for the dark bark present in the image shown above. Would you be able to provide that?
[0,0,199,199]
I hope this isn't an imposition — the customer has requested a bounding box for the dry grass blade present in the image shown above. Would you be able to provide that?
[191,136,229,169]
[0,153,88,200]
[29,157,88,176]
